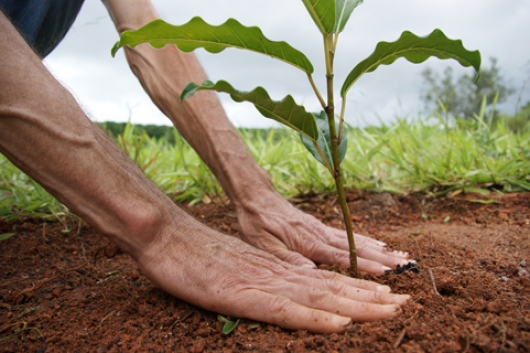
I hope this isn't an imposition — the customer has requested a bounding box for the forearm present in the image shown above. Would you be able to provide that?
[0,11,176,259]
[103,0,275,210]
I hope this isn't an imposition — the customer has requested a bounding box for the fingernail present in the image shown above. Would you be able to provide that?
[333,316,351,327]
[391,304,402,313]
[376,285,391,293]
[394,250,409,257]
[377,241,387,247]
[302,264,316,269]
[381,265,392,272]
[394,294,411,305]
[403,259,416,265]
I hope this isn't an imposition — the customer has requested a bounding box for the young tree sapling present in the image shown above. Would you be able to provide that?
[112,0,481,277]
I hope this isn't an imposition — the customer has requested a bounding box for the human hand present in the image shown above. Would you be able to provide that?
[135,216,410,333]
[236,191,412,274]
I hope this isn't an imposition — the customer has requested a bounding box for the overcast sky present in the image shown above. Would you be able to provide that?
[43,0,530,128]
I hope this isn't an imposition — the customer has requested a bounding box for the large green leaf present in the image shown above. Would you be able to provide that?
[301,0,336,34]
[112,17,314,74]
[341,29,481,97]
[335,0,363,33]
[300,111,348,169]
[181,80,318,140]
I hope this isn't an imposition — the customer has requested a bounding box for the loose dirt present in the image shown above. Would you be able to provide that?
[1,191,529,352]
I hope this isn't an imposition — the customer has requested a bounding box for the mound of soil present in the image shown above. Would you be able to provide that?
[0,192,529,352]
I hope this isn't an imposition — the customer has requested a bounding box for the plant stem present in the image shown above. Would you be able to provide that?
[334,163,358,278]
[323,34,358,278]
[307,74,326,110]
[337,98,347,143]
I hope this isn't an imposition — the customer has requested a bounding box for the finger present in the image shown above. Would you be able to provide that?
[257,235,318,268]
[253,281,404,324]
[331,228,411,258]
[331,229,411,257]
[306,240,411,274]
[244,227,318,268]
[357,257,394,274]
[357,245,415,270]
[276,248,317,268]
[354,232,387,247]
[238,291,352,333]
[304,242,351,267]
[325,230,413,273]
[289,267,410,306]
[238,288,403,333]
[292,266,391,292]
[293,286,405,320]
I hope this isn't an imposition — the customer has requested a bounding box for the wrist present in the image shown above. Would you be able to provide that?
[230,174,285,216]
[103,0,159,34]
[222,164,276,208]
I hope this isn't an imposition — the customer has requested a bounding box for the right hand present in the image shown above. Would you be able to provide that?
[134,216,410,333]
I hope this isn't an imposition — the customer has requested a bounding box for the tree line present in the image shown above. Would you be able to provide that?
[100,57,529,142]
[421,57,530,132]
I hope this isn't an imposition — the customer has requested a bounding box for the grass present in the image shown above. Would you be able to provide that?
[1,114,529,219]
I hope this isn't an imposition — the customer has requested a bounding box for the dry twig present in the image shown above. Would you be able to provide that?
[428,267,441,296]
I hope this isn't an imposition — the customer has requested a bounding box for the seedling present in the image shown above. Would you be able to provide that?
[112,0,481,277]
[217,315,240,335]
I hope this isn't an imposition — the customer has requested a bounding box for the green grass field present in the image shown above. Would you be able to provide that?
[1,114,529,219]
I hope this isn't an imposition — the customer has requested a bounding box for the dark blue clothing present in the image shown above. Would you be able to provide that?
[0,0,84,57]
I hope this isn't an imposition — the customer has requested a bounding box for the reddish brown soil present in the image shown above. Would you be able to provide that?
[0,191,529,352]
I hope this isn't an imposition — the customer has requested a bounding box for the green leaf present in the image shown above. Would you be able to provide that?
[0,233,15,241]
[112,17,313,74]
[300,111,348,169]
[217,315,228,323]
[468,199,498,204]
[181,80,318,140]
[301,0,336,34]
[463,187,491,195]
[341,29,481,97]
[222,319,240,335]
[335,0,363,33]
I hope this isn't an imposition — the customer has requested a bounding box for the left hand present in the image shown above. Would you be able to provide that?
[236,191,412,274]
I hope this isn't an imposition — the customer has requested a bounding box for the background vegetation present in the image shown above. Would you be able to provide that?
[1,112,529,219]
[1,62,529,219]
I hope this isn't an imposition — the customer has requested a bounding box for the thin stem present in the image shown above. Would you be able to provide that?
[312,140,334,174]
[337,98,347,144]
[332,33,340,54]
[307,74,326,110]
[323,33,358,278]
[334,164,358,278]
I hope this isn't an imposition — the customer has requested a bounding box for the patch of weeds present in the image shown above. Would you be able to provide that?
[0,306,43,342]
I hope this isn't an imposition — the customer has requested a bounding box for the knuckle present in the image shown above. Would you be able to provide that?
[353,233,368,245]
[302,240,318,256]
[307,287,332,304]
[368,290,385,303]
[356,301,373,318]
[332,251,350,266]
[266,296,293,318]
[324,278,347,295]
[281,252,304,265]
[356,241,370,255]
[306,308,326,326]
